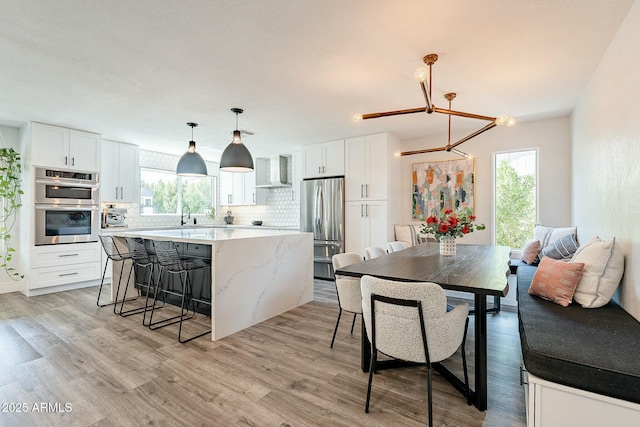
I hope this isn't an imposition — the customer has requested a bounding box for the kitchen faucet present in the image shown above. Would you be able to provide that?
[181,204,191,226]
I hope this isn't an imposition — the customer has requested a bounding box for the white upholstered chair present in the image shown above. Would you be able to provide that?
[387,241,410,253]
[360,275,470,427]
[330,252,364,348]
[364,246,387,260]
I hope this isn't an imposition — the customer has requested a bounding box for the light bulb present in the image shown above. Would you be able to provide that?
[506,116,516,127]
[414,66,429,83]
[393,151,401,157]
[495,114,509,126]
[353,114,363,123]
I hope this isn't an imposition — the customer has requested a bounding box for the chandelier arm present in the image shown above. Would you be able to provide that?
[448,122,497,150]
[433,107,496,122]
[362,106,426,120]
[399,146,447,156]
[419,81,434,113]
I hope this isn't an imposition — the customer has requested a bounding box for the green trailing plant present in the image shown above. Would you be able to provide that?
[0,134,24,280]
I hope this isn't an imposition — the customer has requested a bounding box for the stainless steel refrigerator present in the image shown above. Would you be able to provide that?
[300,177,345,280]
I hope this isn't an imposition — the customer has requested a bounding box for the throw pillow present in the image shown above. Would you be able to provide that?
[394,225,428,247]
[534,225,577,252]
[521,239,541,265]
[571,237,624,308]
[541,234,580,260]
[528,256,585,307]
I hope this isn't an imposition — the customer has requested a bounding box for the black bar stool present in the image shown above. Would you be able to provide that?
[148,240,211,343]
[123,237,164,322]
[97,235,135,308]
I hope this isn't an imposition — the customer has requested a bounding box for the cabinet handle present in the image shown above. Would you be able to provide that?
[365,204,368,217]
[360,204,364,218]
[292,190,295,201]
[115,187,119,199]
[360,184,363,198]
[365,184,368,198]
[59,253,79,257]
[71,157,75,166]
[65,156,68,165]
[253,193,256,203]
[120,187,123,199]
[59,272,79,277]
[322,166,325,174]
[318,166,321,174]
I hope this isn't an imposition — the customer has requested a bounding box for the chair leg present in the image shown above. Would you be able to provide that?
[427,366,433,427]
[330,308,342,348]
[96,260,111,307]
[350,313,357,334]
[177,271,211,344]
[147,270,184,330]
[365,345,376,413]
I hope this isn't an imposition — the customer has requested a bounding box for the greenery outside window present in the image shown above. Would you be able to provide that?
[494,149,537,249]
[140,167,214,215]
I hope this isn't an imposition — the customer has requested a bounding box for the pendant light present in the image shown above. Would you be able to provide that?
[176,122,208,176]
[219,108,254,172]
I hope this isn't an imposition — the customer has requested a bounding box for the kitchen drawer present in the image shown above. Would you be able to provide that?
[31,242,102,269]
[29,261,102,290]
[183,243,211,258]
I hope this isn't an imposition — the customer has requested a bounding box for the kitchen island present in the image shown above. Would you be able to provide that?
[110,227,313,340]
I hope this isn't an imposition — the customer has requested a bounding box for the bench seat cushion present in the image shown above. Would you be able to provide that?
[517,265,640,404]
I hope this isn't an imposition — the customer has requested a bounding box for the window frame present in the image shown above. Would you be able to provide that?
[492,148,539,249]
[139,166,216,216]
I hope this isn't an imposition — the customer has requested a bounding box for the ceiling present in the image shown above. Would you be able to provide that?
[0,0,634,161]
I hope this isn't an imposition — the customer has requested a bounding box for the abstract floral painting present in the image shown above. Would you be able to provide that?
[412,158,475,220]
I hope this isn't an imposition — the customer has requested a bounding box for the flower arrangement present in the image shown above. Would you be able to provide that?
[421,207,485,241]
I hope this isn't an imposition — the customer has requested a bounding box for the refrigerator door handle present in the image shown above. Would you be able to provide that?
[314,185,322,235]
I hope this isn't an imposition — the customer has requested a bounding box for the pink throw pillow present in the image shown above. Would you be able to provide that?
[521,240,541,265]
[528,257,585,307]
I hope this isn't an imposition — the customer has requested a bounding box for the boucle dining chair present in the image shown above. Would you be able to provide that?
[330,252,364,348]
[360,275,470,427]
[364,246,387,260]
[387,241,410,253]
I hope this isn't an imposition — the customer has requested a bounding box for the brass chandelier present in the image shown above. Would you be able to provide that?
[353,54,515,157]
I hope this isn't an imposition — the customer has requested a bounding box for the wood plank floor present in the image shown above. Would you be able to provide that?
[0,280,525,426]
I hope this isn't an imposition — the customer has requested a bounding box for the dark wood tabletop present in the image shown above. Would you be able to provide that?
[335,243,510,297]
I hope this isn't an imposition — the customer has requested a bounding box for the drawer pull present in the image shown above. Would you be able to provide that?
[59,272,79,277]
[59,253,79,257]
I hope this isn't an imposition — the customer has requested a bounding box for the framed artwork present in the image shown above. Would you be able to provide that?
[412,157,475,220]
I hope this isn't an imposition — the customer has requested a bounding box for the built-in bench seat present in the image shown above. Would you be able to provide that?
[516,264,640,426]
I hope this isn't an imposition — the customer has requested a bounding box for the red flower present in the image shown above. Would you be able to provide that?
[439,223,449,233]
[448,216,459,226]
[470,215,476,220]
[426,216,438,225]
[444,209,453,214]
[462,225,469,234]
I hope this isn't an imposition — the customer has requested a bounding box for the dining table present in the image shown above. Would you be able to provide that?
[335,242,511,411]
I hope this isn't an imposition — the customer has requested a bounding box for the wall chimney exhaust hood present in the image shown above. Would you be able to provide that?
[255,155,291,188]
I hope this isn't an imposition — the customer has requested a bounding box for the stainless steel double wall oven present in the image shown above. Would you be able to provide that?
[34,167,100,245]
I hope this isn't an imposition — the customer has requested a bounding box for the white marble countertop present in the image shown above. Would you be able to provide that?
[109,226,309,244]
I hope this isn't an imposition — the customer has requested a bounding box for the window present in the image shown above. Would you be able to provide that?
[139,167,214,215]
[494,150,537,248]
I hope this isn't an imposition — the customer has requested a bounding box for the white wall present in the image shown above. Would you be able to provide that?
[572,0,640,320]
[0,124,24,292]
[400,116,573,245]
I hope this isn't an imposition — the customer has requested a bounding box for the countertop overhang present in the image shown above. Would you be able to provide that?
[109,227,309,244]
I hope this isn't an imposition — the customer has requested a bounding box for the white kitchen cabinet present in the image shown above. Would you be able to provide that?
[303,139,344,178]
[219,170,266,205]
[101,140,139,203]
[345,200,388,256]
[27,242,102,293]
[31,122,100,171]
[291,149,304,203]
[345,133,398,201]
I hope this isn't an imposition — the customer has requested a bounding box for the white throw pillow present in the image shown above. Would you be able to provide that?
[571,236,624,308]
[534,225,577,249]
[394,225,427,247]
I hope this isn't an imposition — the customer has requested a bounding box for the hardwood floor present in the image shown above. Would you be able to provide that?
[0,280,525,427]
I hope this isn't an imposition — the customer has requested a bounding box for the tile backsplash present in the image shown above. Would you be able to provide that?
[103,149,300,229]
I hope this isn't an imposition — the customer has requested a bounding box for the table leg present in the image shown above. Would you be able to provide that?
[474,293,488,410]
[361,316,370,372]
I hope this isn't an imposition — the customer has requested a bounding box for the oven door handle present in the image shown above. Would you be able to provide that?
[35,179,99,189]
[35,204,99,211]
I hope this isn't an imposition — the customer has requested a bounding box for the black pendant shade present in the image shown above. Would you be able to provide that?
[219,108,254,172]
[177,122,208,176]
